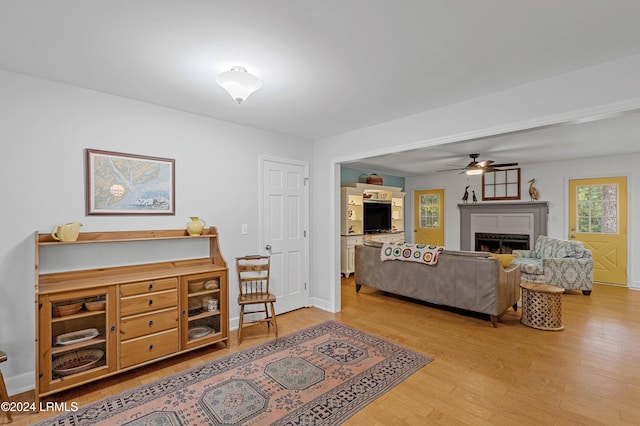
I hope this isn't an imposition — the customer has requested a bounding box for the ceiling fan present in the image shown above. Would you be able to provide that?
[438,153,518,175]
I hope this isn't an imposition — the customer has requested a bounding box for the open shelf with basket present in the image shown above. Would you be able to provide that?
[181,272,227,350]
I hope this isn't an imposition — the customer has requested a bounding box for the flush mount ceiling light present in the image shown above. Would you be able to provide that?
[216,66,262,104]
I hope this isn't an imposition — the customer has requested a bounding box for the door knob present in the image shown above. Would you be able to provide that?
[265,244,272,251]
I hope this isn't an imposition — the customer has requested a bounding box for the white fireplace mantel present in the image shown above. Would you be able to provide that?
[458,202,549,251]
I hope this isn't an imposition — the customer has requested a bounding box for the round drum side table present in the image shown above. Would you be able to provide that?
[520,282,564,331]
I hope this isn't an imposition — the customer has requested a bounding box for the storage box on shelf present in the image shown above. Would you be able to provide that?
[35,227,229,403]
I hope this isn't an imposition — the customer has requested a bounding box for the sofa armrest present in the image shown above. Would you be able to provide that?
[495,263,521,319]
[503,264,520,274]
[543,257,593,290]
[512,249,533,258]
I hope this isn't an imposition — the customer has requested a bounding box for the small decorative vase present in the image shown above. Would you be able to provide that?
[186,217,206,236]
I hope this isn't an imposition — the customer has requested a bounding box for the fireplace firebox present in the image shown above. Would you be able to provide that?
[458,202,548,252]
[475,233,530,254]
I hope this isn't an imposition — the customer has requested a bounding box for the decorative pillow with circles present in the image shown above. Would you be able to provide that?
[380,242,444,265]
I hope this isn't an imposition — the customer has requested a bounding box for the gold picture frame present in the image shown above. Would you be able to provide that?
[85,149,175,215]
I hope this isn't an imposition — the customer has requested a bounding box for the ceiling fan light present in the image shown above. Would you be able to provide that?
[466,169,484,175]
[216,66,262,104]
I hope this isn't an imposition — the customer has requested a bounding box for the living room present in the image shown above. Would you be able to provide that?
[2,2,640,424]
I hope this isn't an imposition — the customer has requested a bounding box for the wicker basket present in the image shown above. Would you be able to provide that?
[53,301,83,317]
[204,279,219,290]
[84,300,106,311]
[188,281,205,293]
[366,173,383,185]
[52,349,104,376]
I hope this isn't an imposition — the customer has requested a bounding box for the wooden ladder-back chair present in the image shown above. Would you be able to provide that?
[236,255,278,343]
[0,351,12,423]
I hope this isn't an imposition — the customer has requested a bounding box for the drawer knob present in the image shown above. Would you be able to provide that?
[148,344,154,351]
[148,320,154,327]
[110,325,116,332]
[148,299,153,306]
[148,283,153,291]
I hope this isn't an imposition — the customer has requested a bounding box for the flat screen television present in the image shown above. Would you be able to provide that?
[363,202,391,233]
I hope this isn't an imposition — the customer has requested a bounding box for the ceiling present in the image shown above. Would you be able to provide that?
[344,109,640,176]
[2,1,640,170]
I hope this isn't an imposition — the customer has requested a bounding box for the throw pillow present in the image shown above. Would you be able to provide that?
[490,253,516,267]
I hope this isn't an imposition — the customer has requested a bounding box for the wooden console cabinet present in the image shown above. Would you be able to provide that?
[35,228,228,402]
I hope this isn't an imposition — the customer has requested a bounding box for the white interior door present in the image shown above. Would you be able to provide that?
[262,157,309,313]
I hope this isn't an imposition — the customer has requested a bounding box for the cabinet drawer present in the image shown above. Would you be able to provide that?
[120,289,177,316]
[120,328,178,369]
[120,278,177,297]
[120,308,178,341]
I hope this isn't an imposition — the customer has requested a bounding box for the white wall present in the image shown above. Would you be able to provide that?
[0,69,312,394]
[404,155,638,290]
[311,53,640,313]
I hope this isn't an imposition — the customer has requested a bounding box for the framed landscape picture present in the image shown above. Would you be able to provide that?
[86,149,175,215]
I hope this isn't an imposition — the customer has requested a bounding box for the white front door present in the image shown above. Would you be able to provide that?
[261,157,309,313]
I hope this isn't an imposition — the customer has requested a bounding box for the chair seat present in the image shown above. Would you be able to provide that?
[238,292,276,305]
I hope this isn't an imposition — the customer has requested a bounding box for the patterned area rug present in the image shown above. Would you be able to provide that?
[37,321,432,426]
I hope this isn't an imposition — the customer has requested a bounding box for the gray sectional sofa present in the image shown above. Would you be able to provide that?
[354,242,521,327]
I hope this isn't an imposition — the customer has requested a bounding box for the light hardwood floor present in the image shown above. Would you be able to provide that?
[5,278,640,425]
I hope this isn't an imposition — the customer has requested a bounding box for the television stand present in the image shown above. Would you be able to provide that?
[340,183,406,276]
[363,231,405,244]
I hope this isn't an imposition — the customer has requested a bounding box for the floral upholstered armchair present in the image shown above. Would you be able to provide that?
[511,235,593,295]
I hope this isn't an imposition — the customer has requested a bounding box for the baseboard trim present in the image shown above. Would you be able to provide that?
[310,297,336,313]
[6,371,35,396]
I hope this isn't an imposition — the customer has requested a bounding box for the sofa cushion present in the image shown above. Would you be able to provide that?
[511,257,544,274]
[533,235,584,259]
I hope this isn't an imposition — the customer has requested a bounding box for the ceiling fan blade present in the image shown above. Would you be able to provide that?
[437,167,466,172]
[438,155,518,173]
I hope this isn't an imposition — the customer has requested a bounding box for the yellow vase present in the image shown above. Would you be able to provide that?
[186,217,206,236]
[51,222,83,242]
